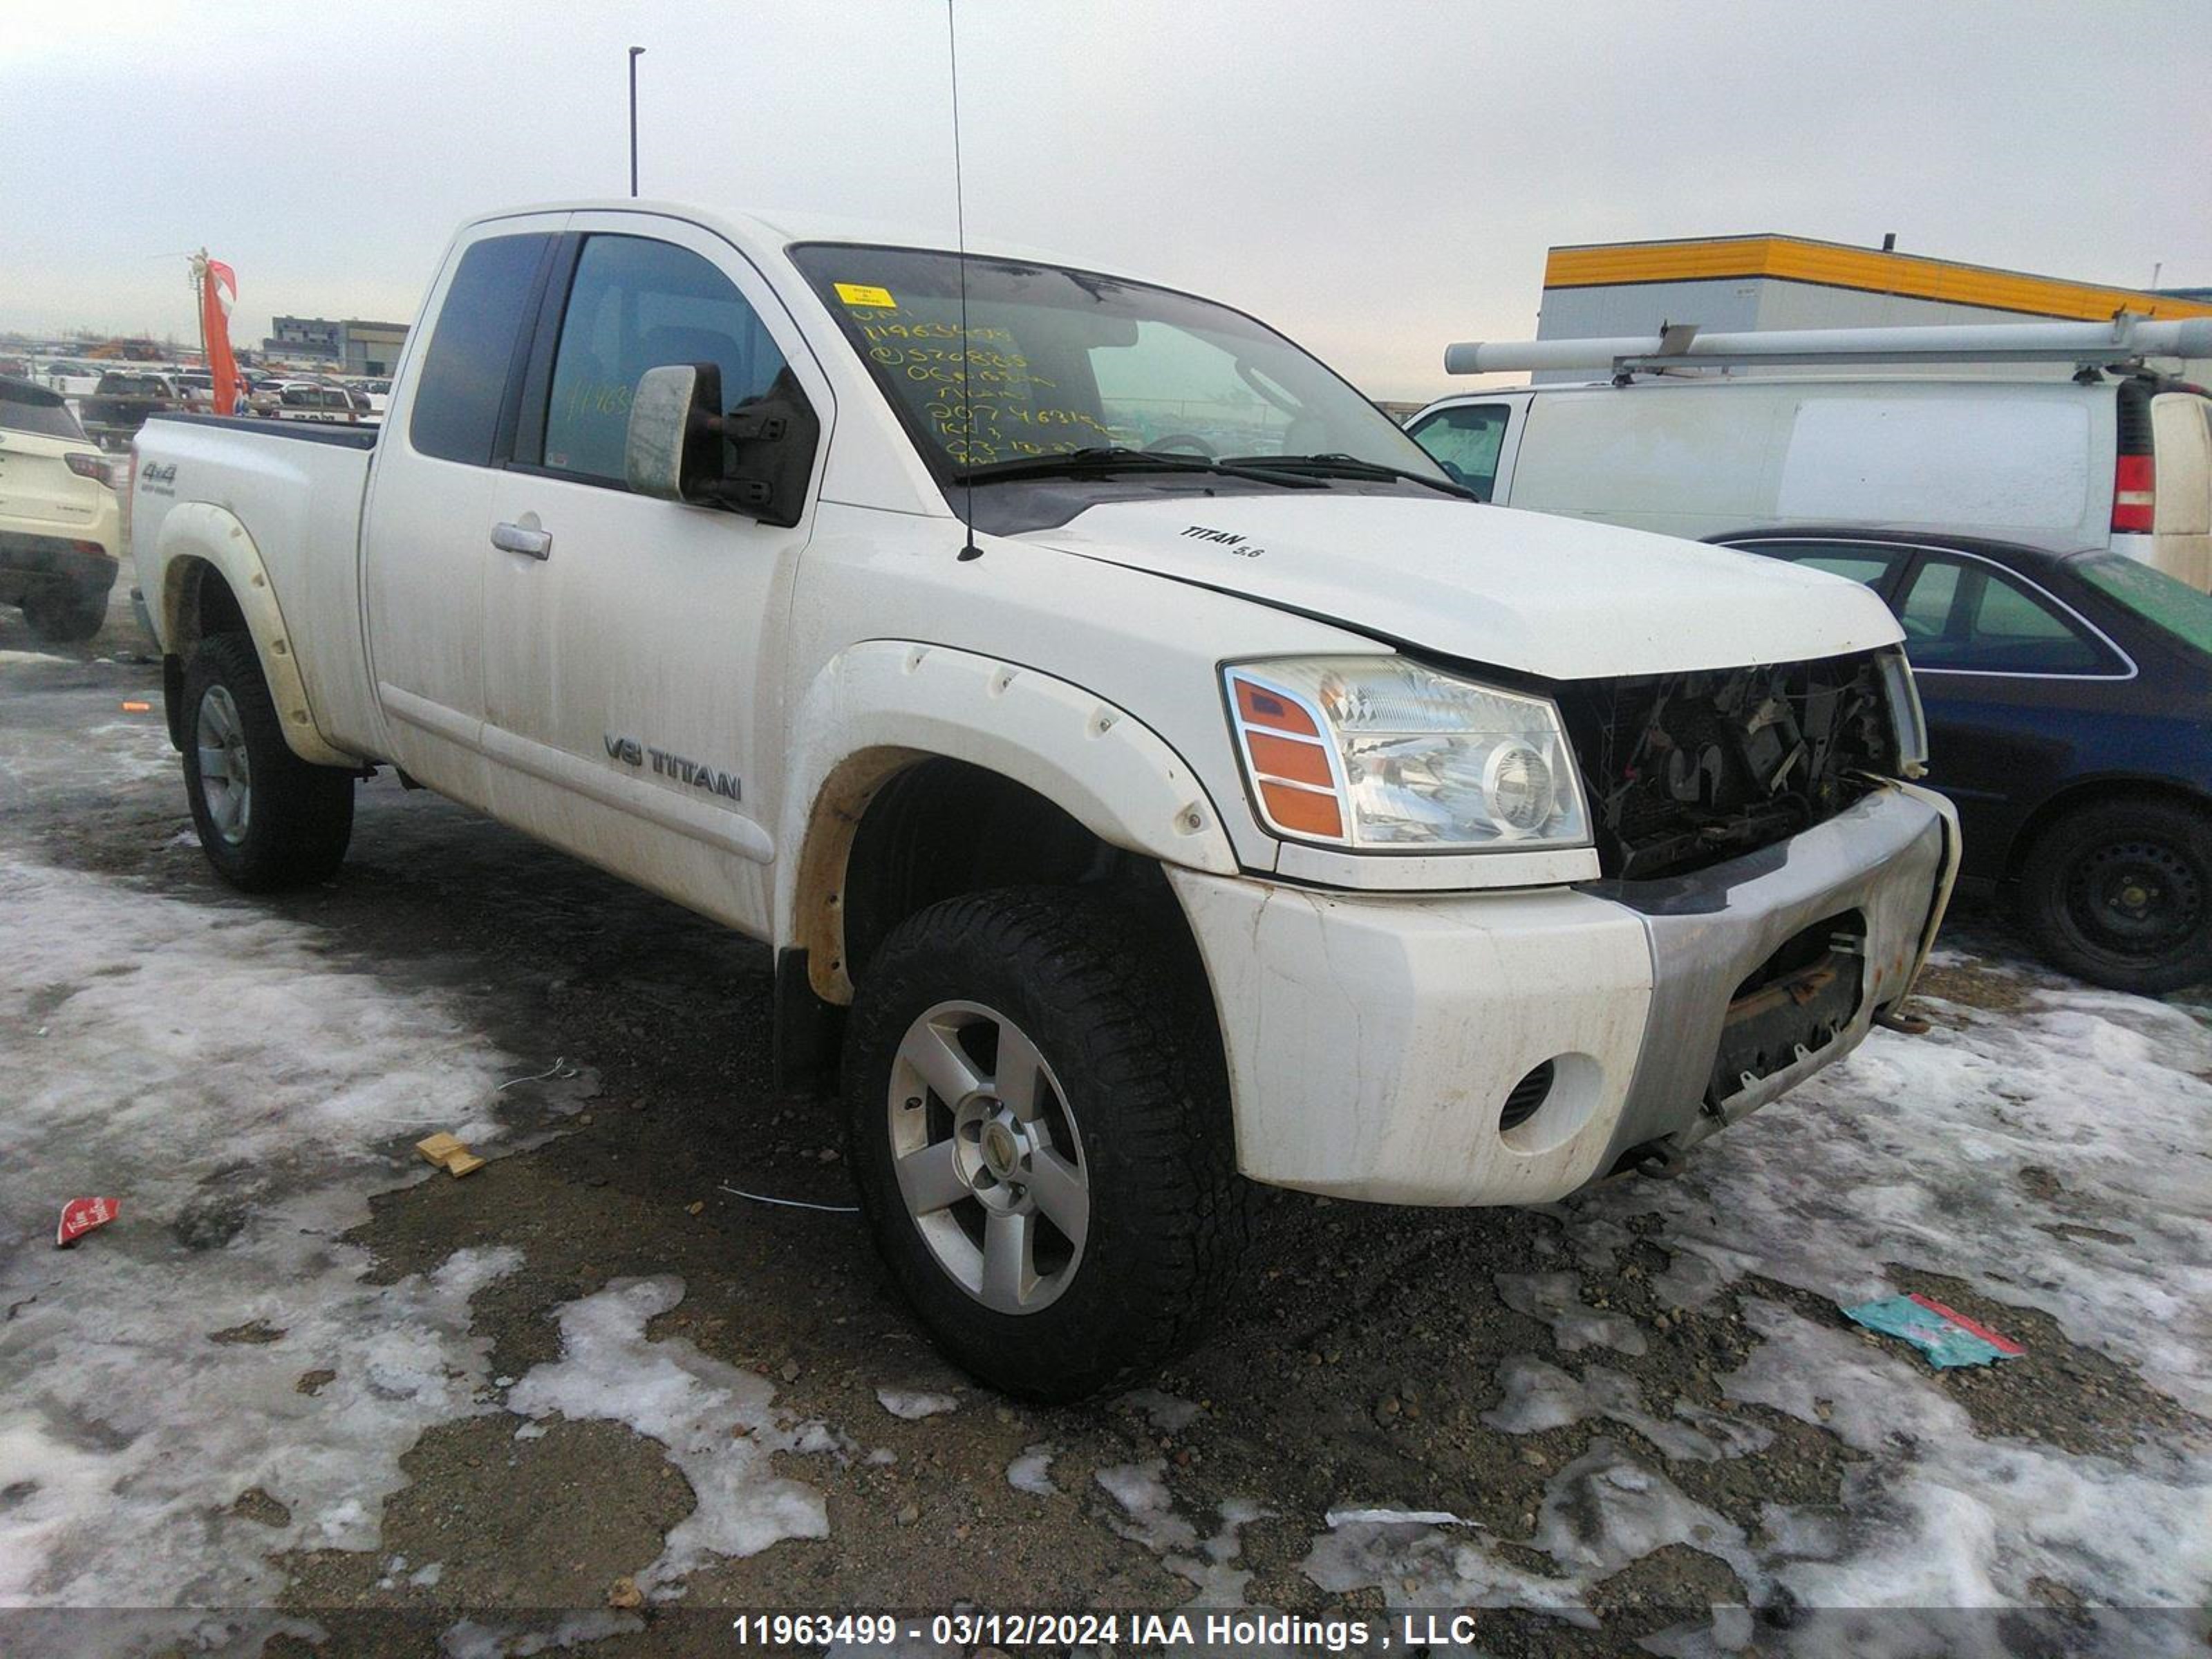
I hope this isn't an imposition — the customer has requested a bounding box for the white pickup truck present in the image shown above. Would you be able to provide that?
[129,201,1957,1397]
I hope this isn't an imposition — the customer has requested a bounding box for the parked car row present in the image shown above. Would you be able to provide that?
[1407,351,2212,993]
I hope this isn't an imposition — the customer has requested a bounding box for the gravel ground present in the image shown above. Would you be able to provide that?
[1,593,2207,1658]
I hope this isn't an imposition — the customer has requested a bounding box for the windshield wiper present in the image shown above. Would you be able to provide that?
[951,446,1322,487]
[1219,452,1475,499]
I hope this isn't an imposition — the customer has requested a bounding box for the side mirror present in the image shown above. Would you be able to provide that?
[624,362,821,529]
[625,363,723,504]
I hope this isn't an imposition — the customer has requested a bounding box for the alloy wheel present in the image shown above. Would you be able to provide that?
[885,1000,1090,1314]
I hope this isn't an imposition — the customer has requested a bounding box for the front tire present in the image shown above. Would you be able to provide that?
[2016,796,2212,994]
[843,888,1247,1400]
[182,632,355,892]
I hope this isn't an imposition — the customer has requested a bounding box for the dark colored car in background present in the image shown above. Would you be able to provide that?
[79,370,182,450]
[1718,529,2212,994]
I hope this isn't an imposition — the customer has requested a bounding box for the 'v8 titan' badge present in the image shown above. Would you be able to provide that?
[604,733,741,801]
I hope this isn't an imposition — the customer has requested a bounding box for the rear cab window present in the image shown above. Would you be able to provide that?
[1406,403,1510,500]
[409,232,557,465]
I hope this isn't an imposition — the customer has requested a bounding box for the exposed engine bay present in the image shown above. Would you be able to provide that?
[1556,652,1898,881]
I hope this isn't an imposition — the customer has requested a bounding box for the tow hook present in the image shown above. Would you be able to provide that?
[1633,1139,1691,1181]
[1875,1002,1932,1035]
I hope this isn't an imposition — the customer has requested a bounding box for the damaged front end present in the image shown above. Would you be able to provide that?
[1553,648,1951,1186]
[1555,650,1903,882]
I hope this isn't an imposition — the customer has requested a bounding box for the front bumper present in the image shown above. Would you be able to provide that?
[1170,782,1958,1206]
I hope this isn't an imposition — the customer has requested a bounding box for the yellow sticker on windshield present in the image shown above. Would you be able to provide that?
[834,283,896,309]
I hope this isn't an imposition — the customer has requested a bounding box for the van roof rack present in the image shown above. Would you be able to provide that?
[1445,317,2212,379]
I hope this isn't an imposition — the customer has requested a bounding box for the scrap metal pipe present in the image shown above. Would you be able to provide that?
[1446,317,2212,375]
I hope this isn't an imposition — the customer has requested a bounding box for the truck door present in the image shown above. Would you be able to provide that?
[360,222,562,805]
[479,215,831,935]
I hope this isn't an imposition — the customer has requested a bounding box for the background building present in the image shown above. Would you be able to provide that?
[263,316,409,375]
[1531,235,2212,382]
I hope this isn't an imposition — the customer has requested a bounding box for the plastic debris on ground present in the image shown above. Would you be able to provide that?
[1844,1293,2024,1369]
[56,1196,121,1247]
[1324,1508,1468,1528]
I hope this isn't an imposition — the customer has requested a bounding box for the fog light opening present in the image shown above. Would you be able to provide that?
[1498,1051,1604,1156]
[1498,1060,1555,1133]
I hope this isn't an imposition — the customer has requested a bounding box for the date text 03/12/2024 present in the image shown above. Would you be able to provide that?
[725,1611,1498,1649]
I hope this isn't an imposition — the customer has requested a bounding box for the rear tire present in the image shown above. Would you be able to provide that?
[23,586,106,643]
[2015,796,2212,994]
[182,632,355,892]
[843,887,1248,1400]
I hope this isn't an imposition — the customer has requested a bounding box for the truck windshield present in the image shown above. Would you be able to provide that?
[2074,553,2212,659]
[790,242,1448,489]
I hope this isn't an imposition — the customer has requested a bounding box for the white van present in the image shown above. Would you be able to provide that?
[1409,361,2212,591]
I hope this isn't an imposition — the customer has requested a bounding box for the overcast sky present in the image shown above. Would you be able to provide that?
[6,0,2209,400]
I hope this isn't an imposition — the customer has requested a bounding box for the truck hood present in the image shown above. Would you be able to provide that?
[1014,492,1903,680]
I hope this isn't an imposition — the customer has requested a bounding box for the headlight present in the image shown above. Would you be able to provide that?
[1876,647,1929,778]
[1224,657,1590,852]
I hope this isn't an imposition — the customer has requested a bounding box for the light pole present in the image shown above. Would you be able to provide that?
[628,46,644,198]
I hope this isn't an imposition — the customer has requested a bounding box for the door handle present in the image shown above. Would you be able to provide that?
[491,521,552,560]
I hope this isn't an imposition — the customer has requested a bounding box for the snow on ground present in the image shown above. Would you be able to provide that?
[1005,1444,1057,1495]
[1494,1271,1649,1356]
[1620,975,2212,1412]
[76,718,176,783]
[874,1386,959,1421]
[1306,971,2212,1655]
[1723,1297,2208,1622]
[0,854,533,1628]
[1118,1387,1206,1433]
[505,1276,830,1595]
[1483,1355,1772,1463]
[1094,1463,1267,1608]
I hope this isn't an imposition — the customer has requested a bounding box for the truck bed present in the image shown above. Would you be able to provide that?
[147,412,379,449]
[131,411,385,761]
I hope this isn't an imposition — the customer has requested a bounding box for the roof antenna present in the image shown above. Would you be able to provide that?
[947,0,982,561]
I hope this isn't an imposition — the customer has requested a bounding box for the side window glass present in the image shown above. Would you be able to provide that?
[1968,571,2108,671]
[1750,542,1896,589]
[409,233,552,465]
[539,235,789,482]
[1897,559,1962,647]
[1900,557,2108,673]
[1796,554,1893,587]
[1407,404,1508,499]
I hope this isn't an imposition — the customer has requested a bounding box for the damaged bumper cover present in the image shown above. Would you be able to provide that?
[1169,781,1958,1206]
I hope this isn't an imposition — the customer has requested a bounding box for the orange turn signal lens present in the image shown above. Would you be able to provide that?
[1244,730,1334,787]
[1233,677,1320,738]
[1257,781,1344,838]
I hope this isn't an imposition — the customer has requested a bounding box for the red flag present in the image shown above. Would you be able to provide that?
[196,253,240,415]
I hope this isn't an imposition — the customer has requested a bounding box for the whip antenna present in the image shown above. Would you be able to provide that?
[947,0,982,559]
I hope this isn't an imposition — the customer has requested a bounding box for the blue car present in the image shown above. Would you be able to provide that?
[1718,529,2212,993]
